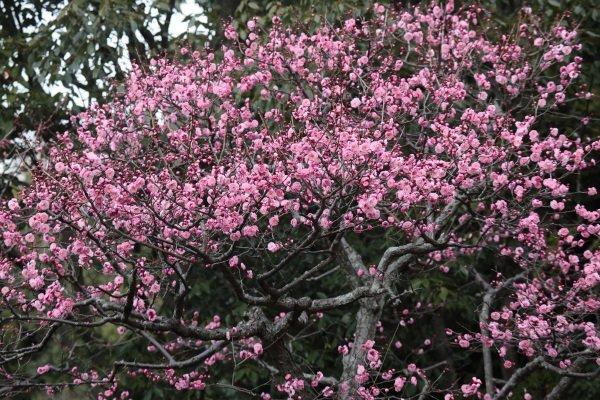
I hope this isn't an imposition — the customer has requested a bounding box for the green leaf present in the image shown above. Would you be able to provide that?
[99,0,110,17]
[439,287,449,302]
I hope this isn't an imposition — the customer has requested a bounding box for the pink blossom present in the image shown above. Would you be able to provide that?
[267,242,281,252]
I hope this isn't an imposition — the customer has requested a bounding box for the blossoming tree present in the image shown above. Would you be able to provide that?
[1,1,599,399]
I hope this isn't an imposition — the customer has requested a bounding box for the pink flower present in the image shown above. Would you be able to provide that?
[394,377,406,392]
[268,215,279,227]
[54,162,66,173]
[267,242,280,252]
[146,308,157,321]
[461,377,482,397]
[344,19,356,31]
[7,198,19,210]
[37,364,51,375]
